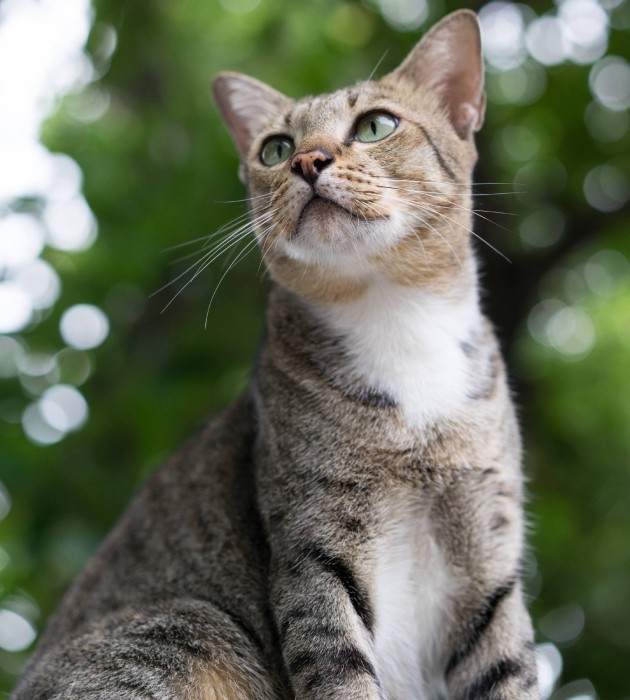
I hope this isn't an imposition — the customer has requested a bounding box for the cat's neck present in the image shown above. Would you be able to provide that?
[309,275,483,428]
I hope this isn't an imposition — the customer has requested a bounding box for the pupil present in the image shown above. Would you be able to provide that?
[371,120,377,135]
[277,144,282,158]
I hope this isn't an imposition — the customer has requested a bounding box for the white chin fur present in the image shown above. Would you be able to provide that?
[280,208,408,272]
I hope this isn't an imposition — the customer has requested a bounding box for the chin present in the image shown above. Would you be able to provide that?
[280,209,408,272]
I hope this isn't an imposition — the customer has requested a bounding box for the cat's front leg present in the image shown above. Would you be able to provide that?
[444,579,538,700]
[439,466,539,700]
[270,548,383,700]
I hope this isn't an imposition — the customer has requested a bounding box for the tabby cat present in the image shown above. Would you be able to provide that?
[12,10,539,700]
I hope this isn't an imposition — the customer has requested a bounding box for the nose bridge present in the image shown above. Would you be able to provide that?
[295,132,339,158]
[291,89,349,152]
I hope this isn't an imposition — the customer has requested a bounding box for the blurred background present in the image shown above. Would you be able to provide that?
[0,0,629,697]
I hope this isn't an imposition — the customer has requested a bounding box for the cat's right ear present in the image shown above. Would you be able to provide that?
[212,72,292,177]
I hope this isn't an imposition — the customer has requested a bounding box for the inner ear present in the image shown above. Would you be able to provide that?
[212,72,293,159]
[386,10,485,140]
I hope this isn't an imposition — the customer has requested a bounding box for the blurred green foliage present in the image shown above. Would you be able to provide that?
[1,0,629,697]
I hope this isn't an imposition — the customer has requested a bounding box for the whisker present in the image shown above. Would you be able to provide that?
[200,201,275,246]
[380,177,524,197]
[419,204,512,263]
[213,192,273,204]
[167,218,264,264]
[160,216,268,289]
[161,200,273,254]
[204,236,262,328]
[156,230,250,306]
[366,49,389,82]
[383,176,519,187]
[256,213,289,277]
[395,189,517,235]
[395,199,463,270]
[162,233,223,254]
[218,213,275,270]
[155,210,278,307]
[380,183,525,201]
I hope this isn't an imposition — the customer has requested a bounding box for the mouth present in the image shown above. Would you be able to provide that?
[294,196,388,236]
[300,195,355,220]
[290,196,348,240]
[282,192,402,265]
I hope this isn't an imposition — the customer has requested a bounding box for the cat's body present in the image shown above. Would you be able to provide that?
[13,10,539,700]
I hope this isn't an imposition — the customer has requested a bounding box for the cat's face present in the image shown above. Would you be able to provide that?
[213,10,485,303]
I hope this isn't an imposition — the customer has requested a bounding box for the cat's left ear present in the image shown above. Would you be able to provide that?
[386,9,485,140]
[212,72,293,164]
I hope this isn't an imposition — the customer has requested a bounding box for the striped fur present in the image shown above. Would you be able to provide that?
[13,10,538,700]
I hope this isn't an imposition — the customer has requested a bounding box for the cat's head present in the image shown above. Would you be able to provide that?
[213,10,485,304]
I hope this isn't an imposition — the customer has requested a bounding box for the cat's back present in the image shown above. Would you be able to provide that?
[12,394,284,700]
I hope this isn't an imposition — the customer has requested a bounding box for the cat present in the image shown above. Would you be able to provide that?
[11,9,539,700]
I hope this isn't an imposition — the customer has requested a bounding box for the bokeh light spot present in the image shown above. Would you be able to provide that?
[520,206,565,250]
[528,298,565,346]
[479,2,528,70]
[526,16,568,66]
[43,196,98,252]
[0,608,36,652]
[547,306,596,356]
[528,299,596,358]
[40,384,88,433]
[18,352,56,380]
[0,214,45,269]
[0,481,11,522]
[18,352,59,396]
[0,336,27,378]
[584,101,629,142]
[47,154,83,202]
[589,55,630,110]
[584,249,630,296]
[375,0,428,31]
[60,303,109,350]
[536,642,563,700]
[553,679,597,700]
[583,164,630,212]
[12,259,61,310]
[0,142,53,204]
[559,0,609,65]
[539,603,586,644]
[65,86,111,124]
[22,401,64,445]
[0,281,32,333]
[488,63,547,105]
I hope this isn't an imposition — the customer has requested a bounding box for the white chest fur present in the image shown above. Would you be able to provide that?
[372,502,459,700]
[319,281,481,429]
[318,282,480,697]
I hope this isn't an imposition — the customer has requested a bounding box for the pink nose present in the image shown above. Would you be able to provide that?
[291,148,334,184]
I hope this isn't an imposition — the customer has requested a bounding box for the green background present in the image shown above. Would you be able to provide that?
[1,0,630,697]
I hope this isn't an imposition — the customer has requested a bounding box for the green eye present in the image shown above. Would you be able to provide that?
[260,136,295,166]
[355,112,399,143]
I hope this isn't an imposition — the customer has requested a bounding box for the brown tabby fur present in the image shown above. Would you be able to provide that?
[12,10,538,700]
